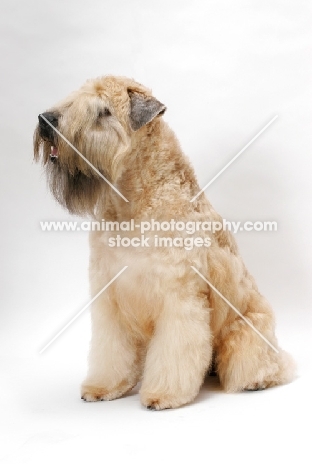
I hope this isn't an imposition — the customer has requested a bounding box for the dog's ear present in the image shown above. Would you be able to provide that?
[128,90,166,131]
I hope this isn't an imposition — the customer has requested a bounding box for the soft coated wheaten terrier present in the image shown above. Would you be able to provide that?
[34,75,295,409]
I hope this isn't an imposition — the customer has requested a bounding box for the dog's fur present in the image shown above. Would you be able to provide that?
[34,75,295,409]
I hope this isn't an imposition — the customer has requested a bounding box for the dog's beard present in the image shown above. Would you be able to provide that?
[34,119,130,215]
[46,162,103,215]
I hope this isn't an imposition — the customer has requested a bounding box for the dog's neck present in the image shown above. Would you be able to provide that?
[95,119,208,222]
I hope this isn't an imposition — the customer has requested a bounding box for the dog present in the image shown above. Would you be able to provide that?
[34,75,295,409]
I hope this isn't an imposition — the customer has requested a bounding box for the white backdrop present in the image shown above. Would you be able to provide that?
[0,0,311,466]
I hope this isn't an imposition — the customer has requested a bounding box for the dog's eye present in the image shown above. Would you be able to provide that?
[98,108,111,118]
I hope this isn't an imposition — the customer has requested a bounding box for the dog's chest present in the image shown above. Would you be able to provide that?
[90,231,174,337]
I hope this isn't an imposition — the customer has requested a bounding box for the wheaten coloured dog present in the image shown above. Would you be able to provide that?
[34,75,295,409]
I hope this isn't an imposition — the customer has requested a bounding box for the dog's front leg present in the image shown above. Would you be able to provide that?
[81,294,141,402]
[140,296,212,410]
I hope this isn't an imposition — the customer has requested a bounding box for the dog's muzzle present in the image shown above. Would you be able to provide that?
[38,112,59,161]
[49,145,58,163]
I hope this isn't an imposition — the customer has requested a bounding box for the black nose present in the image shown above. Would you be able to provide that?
[38,111,58,127]
[38,112,59,140]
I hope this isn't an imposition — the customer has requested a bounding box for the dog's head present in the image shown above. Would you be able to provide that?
[34,76,166,214]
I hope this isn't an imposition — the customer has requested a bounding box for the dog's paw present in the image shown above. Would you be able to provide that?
[140,392,192,410]
[144,397,172,411]
[243,382,267,391]
[81,380,134,402]
[81,385,114,402]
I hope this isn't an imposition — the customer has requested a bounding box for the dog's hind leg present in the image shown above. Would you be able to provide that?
[215,295,296,392]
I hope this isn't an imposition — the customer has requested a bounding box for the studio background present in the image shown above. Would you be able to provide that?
[0,1,311,466]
